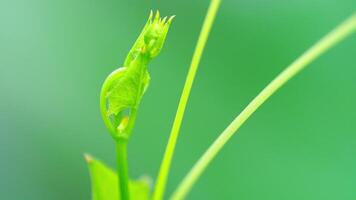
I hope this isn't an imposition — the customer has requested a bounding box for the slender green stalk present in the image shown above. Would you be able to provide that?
[116,139,130,200]
[171,13,356,200]
[99,11,174,200]
[152,1,222,200]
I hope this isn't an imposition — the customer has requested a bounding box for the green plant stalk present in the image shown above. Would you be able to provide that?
[99,11,174,200]
[152,1,221,200]
[171,13,356,200]
[115,108,139,200]
[116,139,130,200]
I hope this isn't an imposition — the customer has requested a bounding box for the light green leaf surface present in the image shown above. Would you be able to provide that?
[99,11,173,140]
[85,154,150,200]
[106,59,150,117]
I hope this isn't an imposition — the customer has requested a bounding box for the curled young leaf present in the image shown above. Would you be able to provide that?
[100,11,174,140]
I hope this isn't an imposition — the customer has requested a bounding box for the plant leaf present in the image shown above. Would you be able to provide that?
[85,154,151,200]
[100,11,173,139]
[106,57,147,117]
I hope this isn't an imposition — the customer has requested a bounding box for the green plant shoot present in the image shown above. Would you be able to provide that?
[98,10,174,200]
[152,1,221,199]
[100,11,174,141]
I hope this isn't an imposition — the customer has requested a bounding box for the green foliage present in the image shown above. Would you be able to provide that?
[99,10,174,140]
[85,154,150,200]
[92,4,356,200]
[92,10,174,200]
[124,10,174,65]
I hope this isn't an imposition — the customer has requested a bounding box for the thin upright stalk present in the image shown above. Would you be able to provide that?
[116,140,130,200]
[152,1,222,200]
[171,13,356,200]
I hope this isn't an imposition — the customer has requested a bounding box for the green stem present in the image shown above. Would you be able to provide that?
[152,1,222,200]
[171,13,356,200]
[115,108,138,200]
[116,139,130,200]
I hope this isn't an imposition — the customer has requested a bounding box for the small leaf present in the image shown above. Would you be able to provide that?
[106,57,146,117]
[85,154,151,200]
[99,10,174,140]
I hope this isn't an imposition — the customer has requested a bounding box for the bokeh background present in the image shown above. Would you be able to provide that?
[1,0,356,199]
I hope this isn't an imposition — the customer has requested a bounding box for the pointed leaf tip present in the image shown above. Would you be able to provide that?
[166,15,175,25]
[161,16,167,24]
[155,10,160,21]
[149,10,153,21]
[84,153,93,164]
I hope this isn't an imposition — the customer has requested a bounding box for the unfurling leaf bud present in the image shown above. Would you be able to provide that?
[100,11,174,140]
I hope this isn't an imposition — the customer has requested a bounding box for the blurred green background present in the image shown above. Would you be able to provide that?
[1,0,356,199]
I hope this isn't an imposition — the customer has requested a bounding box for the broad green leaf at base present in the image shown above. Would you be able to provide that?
[85,154,150,200]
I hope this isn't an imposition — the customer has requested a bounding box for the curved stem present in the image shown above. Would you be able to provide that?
[171,13,356,200]
[116,139,130,200]
[152,1,222,200]
[100,68,127,138]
